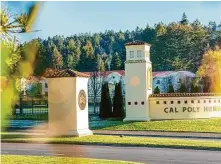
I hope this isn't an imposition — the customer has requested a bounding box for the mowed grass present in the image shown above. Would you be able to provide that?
[1,155,139,164]
[2,134,221,150]
[90,118,221,133]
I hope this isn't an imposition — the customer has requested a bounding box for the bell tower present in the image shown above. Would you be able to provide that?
[123,41,152,121]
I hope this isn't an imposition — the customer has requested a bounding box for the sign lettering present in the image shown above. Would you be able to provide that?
[163,106,221,113]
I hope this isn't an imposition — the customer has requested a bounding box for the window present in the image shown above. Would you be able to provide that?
[214,100,216,103]
[130,51,134,58]
[45,83,48,88]
[185,100,188,104]
[198,100,200,103]
[209,100,211,103]
[135,102,138,105]
[137,50,142,57]
[171,101,174,104]
[164,101,167,104]
[157,80,160,84]
[219,100,221,103]
[141,101,144,105]
[204,100,206,103]
[128,102,131,105]
[156,101,160,104]
[177,101,181,104]
[191,100,194,103]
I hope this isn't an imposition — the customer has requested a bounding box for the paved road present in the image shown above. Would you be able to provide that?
[2,143,221,164]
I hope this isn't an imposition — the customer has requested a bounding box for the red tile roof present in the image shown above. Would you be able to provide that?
[84,70,175,78]
[45,69,90,78]
[125,40,151,46]
[83,70,125,77]
[152,71,175,77]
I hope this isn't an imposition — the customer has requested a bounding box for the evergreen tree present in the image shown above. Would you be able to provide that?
[99,83,112,118]
[112,82,124,119]
[111,52,121,70]
[180,12,189,25]
[190,82,200,93]
[153,86,160,94]
[77,40,96,71]
[179,83,187,93]
[168,84,175,93]
[52,45,63,69]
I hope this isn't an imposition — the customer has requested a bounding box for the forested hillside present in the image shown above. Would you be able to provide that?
[25,13,221,76]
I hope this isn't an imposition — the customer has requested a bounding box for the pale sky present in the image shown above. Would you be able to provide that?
[2,1,221,42]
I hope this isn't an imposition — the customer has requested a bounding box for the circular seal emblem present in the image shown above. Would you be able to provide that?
[78,90,87,110]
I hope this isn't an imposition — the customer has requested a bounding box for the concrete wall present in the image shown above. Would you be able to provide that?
[48,77,77,134]
[76,77,89,130]
[47,77,92,136]
[149,95,221,120]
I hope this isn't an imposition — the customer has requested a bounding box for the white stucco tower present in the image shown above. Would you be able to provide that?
[123,41,152,121]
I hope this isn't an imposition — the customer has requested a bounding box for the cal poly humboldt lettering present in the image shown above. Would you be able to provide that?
[164,106,221,113]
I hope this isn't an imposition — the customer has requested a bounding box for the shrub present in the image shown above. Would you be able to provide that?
[112,82,125,119]
[153,86,160,94]
[168,84,174,93]
[27,83,42,96]
[191,83,199,93]
[179,83,187,93]
[99,83,112,118]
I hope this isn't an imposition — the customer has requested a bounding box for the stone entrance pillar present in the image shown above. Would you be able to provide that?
[46,69,93,137]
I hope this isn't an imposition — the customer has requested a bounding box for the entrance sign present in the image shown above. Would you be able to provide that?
[46,69,93,136]
[78,90,87,110]
[123,41,221,121]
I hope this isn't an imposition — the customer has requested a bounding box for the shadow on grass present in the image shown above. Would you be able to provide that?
[90,118,133,130]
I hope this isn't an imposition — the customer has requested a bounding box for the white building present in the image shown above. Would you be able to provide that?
[85,70,196,103]
[20,76,48,96]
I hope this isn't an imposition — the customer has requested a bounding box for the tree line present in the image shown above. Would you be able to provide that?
[21,13,221,76]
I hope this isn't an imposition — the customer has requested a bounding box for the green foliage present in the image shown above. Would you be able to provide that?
[52,45,63,69]
[168,84,175,93]
[112,82,125,119]
[153,86,160,94]
[111,52,122,70]
[99,83,112,118]
[151,19,209,72]
[27,83,42,96]
[19,13,220,75]
[190,82,199,93]
[166,55,192,71]
[179,83,187,93]
[180,12,189,25]
[1,3,40,130]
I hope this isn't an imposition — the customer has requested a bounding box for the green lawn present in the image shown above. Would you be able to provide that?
[1,155,139,164]
[2,134,221,151]
[90,118,221,133]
